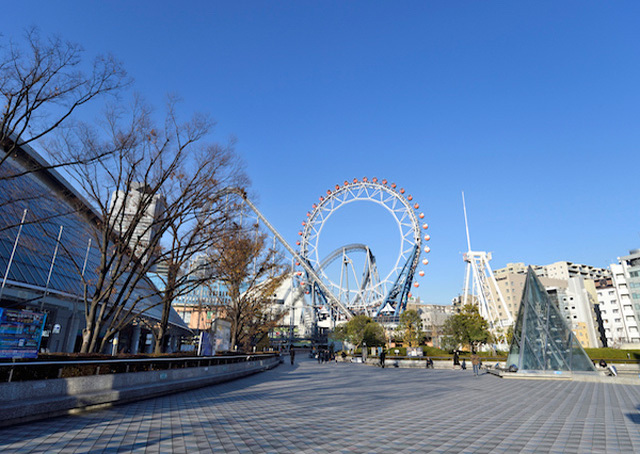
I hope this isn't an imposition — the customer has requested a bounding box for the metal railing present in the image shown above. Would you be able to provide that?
[0,353,280,383]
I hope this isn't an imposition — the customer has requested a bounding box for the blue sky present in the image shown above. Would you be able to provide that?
[4,2,640,305]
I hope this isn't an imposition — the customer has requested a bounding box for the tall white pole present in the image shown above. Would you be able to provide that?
[40,225,63,311]
[290,257,294,347]
[462,191,472,252]
[81,239,92,277]
[0,209,28,301]
[463,260,471,306]
[461,192,471,307]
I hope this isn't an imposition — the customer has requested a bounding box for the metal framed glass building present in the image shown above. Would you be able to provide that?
[0,139,190,354]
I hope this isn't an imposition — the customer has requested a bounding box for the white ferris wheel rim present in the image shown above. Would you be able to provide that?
[300,180,423,306]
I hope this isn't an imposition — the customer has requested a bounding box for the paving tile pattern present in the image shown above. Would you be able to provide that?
[1,358,639,453]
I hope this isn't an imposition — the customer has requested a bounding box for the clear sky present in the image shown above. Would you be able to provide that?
[4,2,640,305]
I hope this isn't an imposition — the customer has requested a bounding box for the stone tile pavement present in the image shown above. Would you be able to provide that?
[1,357,639,453]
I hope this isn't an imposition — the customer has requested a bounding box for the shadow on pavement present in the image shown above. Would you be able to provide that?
[626,406,640,424]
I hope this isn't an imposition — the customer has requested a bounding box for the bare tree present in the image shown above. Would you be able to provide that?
[50,96,245,353]
[1,28,128,174]
[149,161,247,354]
[0,28,128,235]
[208,223,288,352]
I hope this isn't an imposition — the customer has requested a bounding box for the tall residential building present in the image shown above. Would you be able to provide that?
[541,261,610,281]
[494,261,610,281]
[594,265,640,347]
[619,249,640,321]
[109,182,166,263]
[593,250,640,347]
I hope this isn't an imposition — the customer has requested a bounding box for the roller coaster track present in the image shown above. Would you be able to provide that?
[224,188,354,319]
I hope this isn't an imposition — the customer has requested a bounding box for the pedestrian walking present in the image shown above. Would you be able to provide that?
[471,352,480,376]
[290,348,295,365]
[380,349,386,368]
[453,350,460,367]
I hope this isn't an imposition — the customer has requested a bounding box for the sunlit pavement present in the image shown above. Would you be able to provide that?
[1,357,639,453]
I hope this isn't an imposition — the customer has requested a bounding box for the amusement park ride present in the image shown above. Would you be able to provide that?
[227,178,430,324]
[460,192,513,342]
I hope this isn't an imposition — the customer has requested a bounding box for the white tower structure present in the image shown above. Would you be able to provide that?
[461,193,513,341]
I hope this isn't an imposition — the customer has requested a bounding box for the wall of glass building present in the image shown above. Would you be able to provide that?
[0,141,190,354]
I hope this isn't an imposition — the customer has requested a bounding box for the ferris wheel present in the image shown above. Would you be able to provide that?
[298,177,430,316]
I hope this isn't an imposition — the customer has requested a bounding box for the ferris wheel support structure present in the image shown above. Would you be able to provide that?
[461,192,513,336]
[225,188,354,319]
[375,243,420,316]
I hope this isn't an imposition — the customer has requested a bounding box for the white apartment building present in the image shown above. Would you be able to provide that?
[619,249,640,322]
[595,261,640,347]
[542,261,610,281]
[495,261,610,281]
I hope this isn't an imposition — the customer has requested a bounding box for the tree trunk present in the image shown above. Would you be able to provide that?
[154,325,166,354]
[80,302,99,353]
[80,327,92,353]
[155,279,175,354]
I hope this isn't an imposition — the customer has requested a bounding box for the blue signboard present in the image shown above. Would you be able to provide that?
[0,308,47,358]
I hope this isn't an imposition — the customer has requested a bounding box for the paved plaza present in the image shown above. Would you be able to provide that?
[1,357,639,453]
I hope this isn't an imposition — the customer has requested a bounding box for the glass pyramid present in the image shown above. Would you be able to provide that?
[507,267,596,372]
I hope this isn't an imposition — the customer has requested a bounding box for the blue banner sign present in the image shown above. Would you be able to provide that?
[0,308,47,358]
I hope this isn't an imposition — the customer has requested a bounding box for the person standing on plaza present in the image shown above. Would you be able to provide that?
[290,348,295,365]
[380,349,386,368]
[453,350,460,368]
[471,352,480,376]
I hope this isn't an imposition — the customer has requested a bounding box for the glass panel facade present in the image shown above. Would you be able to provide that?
[0,151,185,328]
[507,268,596,372]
